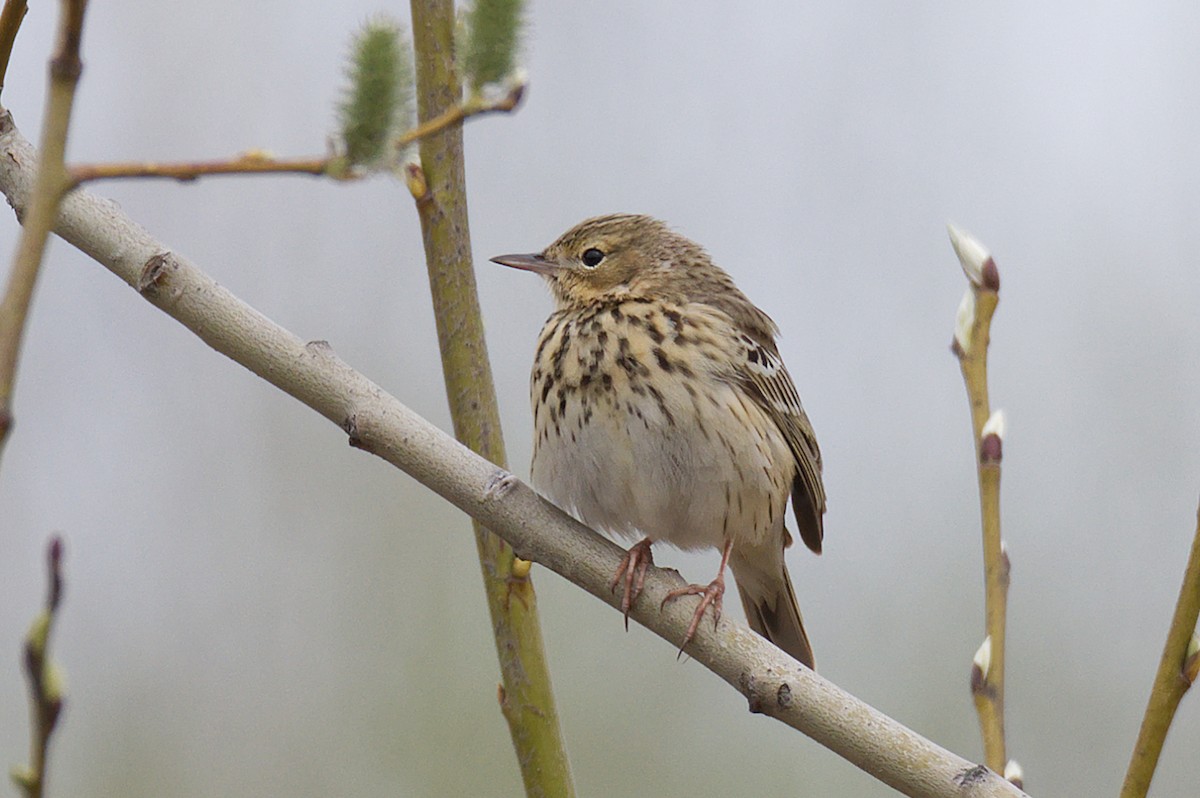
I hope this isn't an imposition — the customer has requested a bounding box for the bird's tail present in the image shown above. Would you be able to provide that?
[731,547,815,670]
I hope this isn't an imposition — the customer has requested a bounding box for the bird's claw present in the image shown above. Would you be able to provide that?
[661,575,726,657]
[610,538,655,630]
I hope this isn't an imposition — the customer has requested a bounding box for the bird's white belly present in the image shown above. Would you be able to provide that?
[531,377,792,551]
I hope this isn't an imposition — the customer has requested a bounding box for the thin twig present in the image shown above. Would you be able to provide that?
[65,83,524,187]
[0,0,89,466]
[0,0,29,99]
[0,115,1029,798]
[1119,505,1200,798]
[949,225,1009,772]
[68,153,332,185]
[406,3,570,796]
[394,81,523,148]
[12,536,67,798]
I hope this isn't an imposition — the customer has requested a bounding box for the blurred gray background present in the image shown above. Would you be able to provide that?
[3,1,1199,795]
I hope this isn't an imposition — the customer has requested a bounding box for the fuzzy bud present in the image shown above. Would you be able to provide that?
[1003,760,1024,789]
[463,0,526,92]
[971,635,992,692]
[948,223,999,291]
[337,18,414,169]
[953,288,976,356]
[1184,633,1200,687]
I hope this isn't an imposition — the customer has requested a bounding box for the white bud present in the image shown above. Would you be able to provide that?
[1003,759,1024,787]
[1185,633,1200,686]
[973,635,992,681]
[983,409,1006,440]
[953,289,976,355]
[948,223,991,287]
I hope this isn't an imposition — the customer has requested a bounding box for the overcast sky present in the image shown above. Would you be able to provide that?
[2,2,1199,796]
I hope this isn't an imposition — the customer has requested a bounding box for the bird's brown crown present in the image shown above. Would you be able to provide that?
[561,215,780,338]
[539,214,742,307]
[492,213,782,346]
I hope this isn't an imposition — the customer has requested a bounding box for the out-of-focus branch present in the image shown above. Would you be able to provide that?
[0,114,1029,798]
[0,0,89,467]
[949,225,1011,774]
[10,537,67,798]
[1120,505,1200,798]
[405,2,570,796]
[64,84,523,187]
[0,0,29,98]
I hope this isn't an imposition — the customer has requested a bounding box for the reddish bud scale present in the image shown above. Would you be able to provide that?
[980,432,1003,464]
[981,257,1001,291]
[970,661,987,694]
[1184,649,1200,687]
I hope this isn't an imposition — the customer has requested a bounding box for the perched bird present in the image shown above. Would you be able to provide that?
[492,214,825,668]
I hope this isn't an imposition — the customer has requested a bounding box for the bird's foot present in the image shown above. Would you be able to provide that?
[661,571,726,657]
[610,538,655,630]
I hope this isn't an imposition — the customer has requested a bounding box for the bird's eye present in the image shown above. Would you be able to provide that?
[581,248,605,268]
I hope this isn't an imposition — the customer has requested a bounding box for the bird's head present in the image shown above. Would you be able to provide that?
[491,214,708,308]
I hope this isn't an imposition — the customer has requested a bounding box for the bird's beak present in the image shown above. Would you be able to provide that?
[490,252,559,276]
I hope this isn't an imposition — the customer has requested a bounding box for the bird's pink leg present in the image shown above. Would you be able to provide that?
[661,539,734,656]
[610,537,655,630]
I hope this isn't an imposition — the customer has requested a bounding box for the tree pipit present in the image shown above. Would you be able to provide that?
[493,214,825,668]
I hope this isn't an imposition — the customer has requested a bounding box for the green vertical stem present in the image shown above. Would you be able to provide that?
[407,2,574,796]
[1120,507,1200,798]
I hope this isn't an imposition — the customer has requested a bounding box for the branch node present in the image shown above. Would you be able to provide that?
[137,252,172,294]
[47,55,81,82]
[953,764,991,787]
[483,469,518,500]
[342,413,361,444]
[739,671,768,714]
